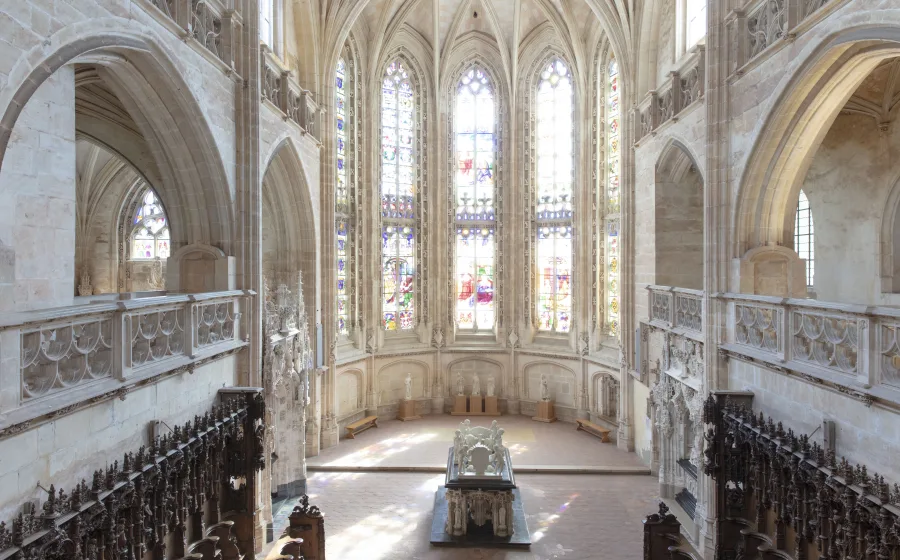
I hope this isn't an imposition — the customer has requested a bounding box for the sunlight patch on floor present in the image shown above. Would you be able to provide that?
[326,504,423,560]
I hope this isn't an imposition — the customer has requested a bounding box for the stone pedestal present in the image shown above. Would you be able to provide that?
[397,399,421,421]
[452,395,468,415]
[484,396,500,416]
[532,400,556,423]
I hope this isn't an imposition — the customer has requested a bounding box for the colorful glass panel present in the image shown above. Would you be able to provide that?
[455,67,496,330]
[130,189,169,260]
[381,61,416,331]
[606,58,620,336]
[335,58,351,335]
[535,59,574,333]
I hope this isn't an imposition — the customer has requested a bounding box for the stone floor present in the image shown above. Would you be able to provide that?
[262,417,660,559]
[309,415,647,469]
[274,472,659,560]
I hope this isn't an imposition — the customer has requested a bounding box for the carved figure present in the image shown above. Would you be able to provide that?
[456,372,465,395]
[540,374,550,401]
[404,373,412,400]
[486,375,495,397]
[472,375,481,396]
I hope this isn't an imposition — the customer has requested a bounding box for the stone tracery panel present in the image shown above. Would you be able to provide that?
[524,362,576,406]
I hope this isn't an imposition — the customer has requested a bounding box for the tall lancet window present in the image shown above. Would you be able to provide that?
[454,67,496,331]
[381,60,417,331]
[795,190,814,289]
[535,59,574,333]
[335,57,352,335]
[605,57,620,337]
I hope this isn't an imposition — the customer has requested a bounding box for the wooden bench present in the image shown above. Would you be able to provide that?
[576,419,611,442]
[345,415,378,439]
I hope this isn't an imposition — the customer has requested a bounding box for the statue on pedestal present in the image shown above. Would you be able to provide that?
[456,372,465,395]
[540,374,550,401]
[472,375,481,396]
[404,373,412,400]
[486,375,495,397]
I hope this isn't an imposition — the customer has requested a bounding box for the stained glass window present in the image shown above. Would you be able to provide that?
[535,59,574,333]
[795,190,814,288]
[336,57,351,335]
[606,57,620,336]
[130,189,170,260]
[455,67,496,331]
[381,60,417,331]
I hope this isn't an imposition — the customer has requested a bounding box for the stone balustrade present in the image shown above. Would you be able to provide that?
[646,285,704,334]
[0,290,252,437]
[146,0,241,71]
[634,47,705,142]
[721,293,900,407]
[726,0,835,77]
[261,50,321,140]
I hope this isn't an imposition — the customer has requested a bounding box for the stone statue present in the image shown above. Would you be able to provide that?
[456,372,465,395]
[472,375,481,396]
[540,373,550,401]
[486,375,495,397]
[404,372,412,400]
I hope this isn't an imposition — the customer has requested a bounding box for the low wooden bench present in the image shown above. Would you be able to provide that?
[576,419,610,442]
[345,415,378,439]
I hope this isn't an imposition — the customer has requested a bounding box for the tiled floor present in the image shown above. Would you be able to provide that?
[308,415,647,469]
[263,416,660,560]
[298,472,659,560]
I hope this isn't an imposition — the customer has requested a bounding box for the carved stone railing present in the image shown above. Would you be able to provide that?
[727,0,839,76]
[721,293,900,407]
[0,387,266,559]
[647,285,704,335]
[635,46,706,141]
[260,50,321,141]
[143,0,241,72]
[0,290,252,437]
[703,391,900,560]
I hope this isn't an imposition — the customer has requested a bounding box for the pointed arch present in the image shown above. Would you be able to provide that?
[0,28,234,253]
[262,138,318,326]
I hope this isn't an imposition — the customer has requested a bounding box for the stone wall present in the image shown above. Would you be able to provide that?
[0,68,76,310]
[728,359,900,482]
[799,111,899,303]
[0,356,237,523]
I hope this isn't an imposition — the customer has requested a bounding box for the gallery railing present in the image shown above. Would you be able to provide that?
[0,387,266,559]
[634,46,706,142]
[720,292,900,408]
[702,391,900,560]
[0,290,252,437]
[145,0,242,71]
[261,50,321,141]
[647,285,704,334]
[726,0,839,77]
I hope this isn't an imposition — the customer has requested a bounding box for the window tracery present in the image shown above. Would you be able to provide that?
[454,67,496,331]
[795,189,814,289]
[535,59,574,333]
[381,60,418,331]
[129,188,170,261]
[606,57,620,337]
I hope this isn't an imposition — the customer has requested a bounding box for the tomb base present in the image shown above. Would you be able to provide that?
[532,400,557,423]
[397,399,421,421]
[430,488,531,548]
